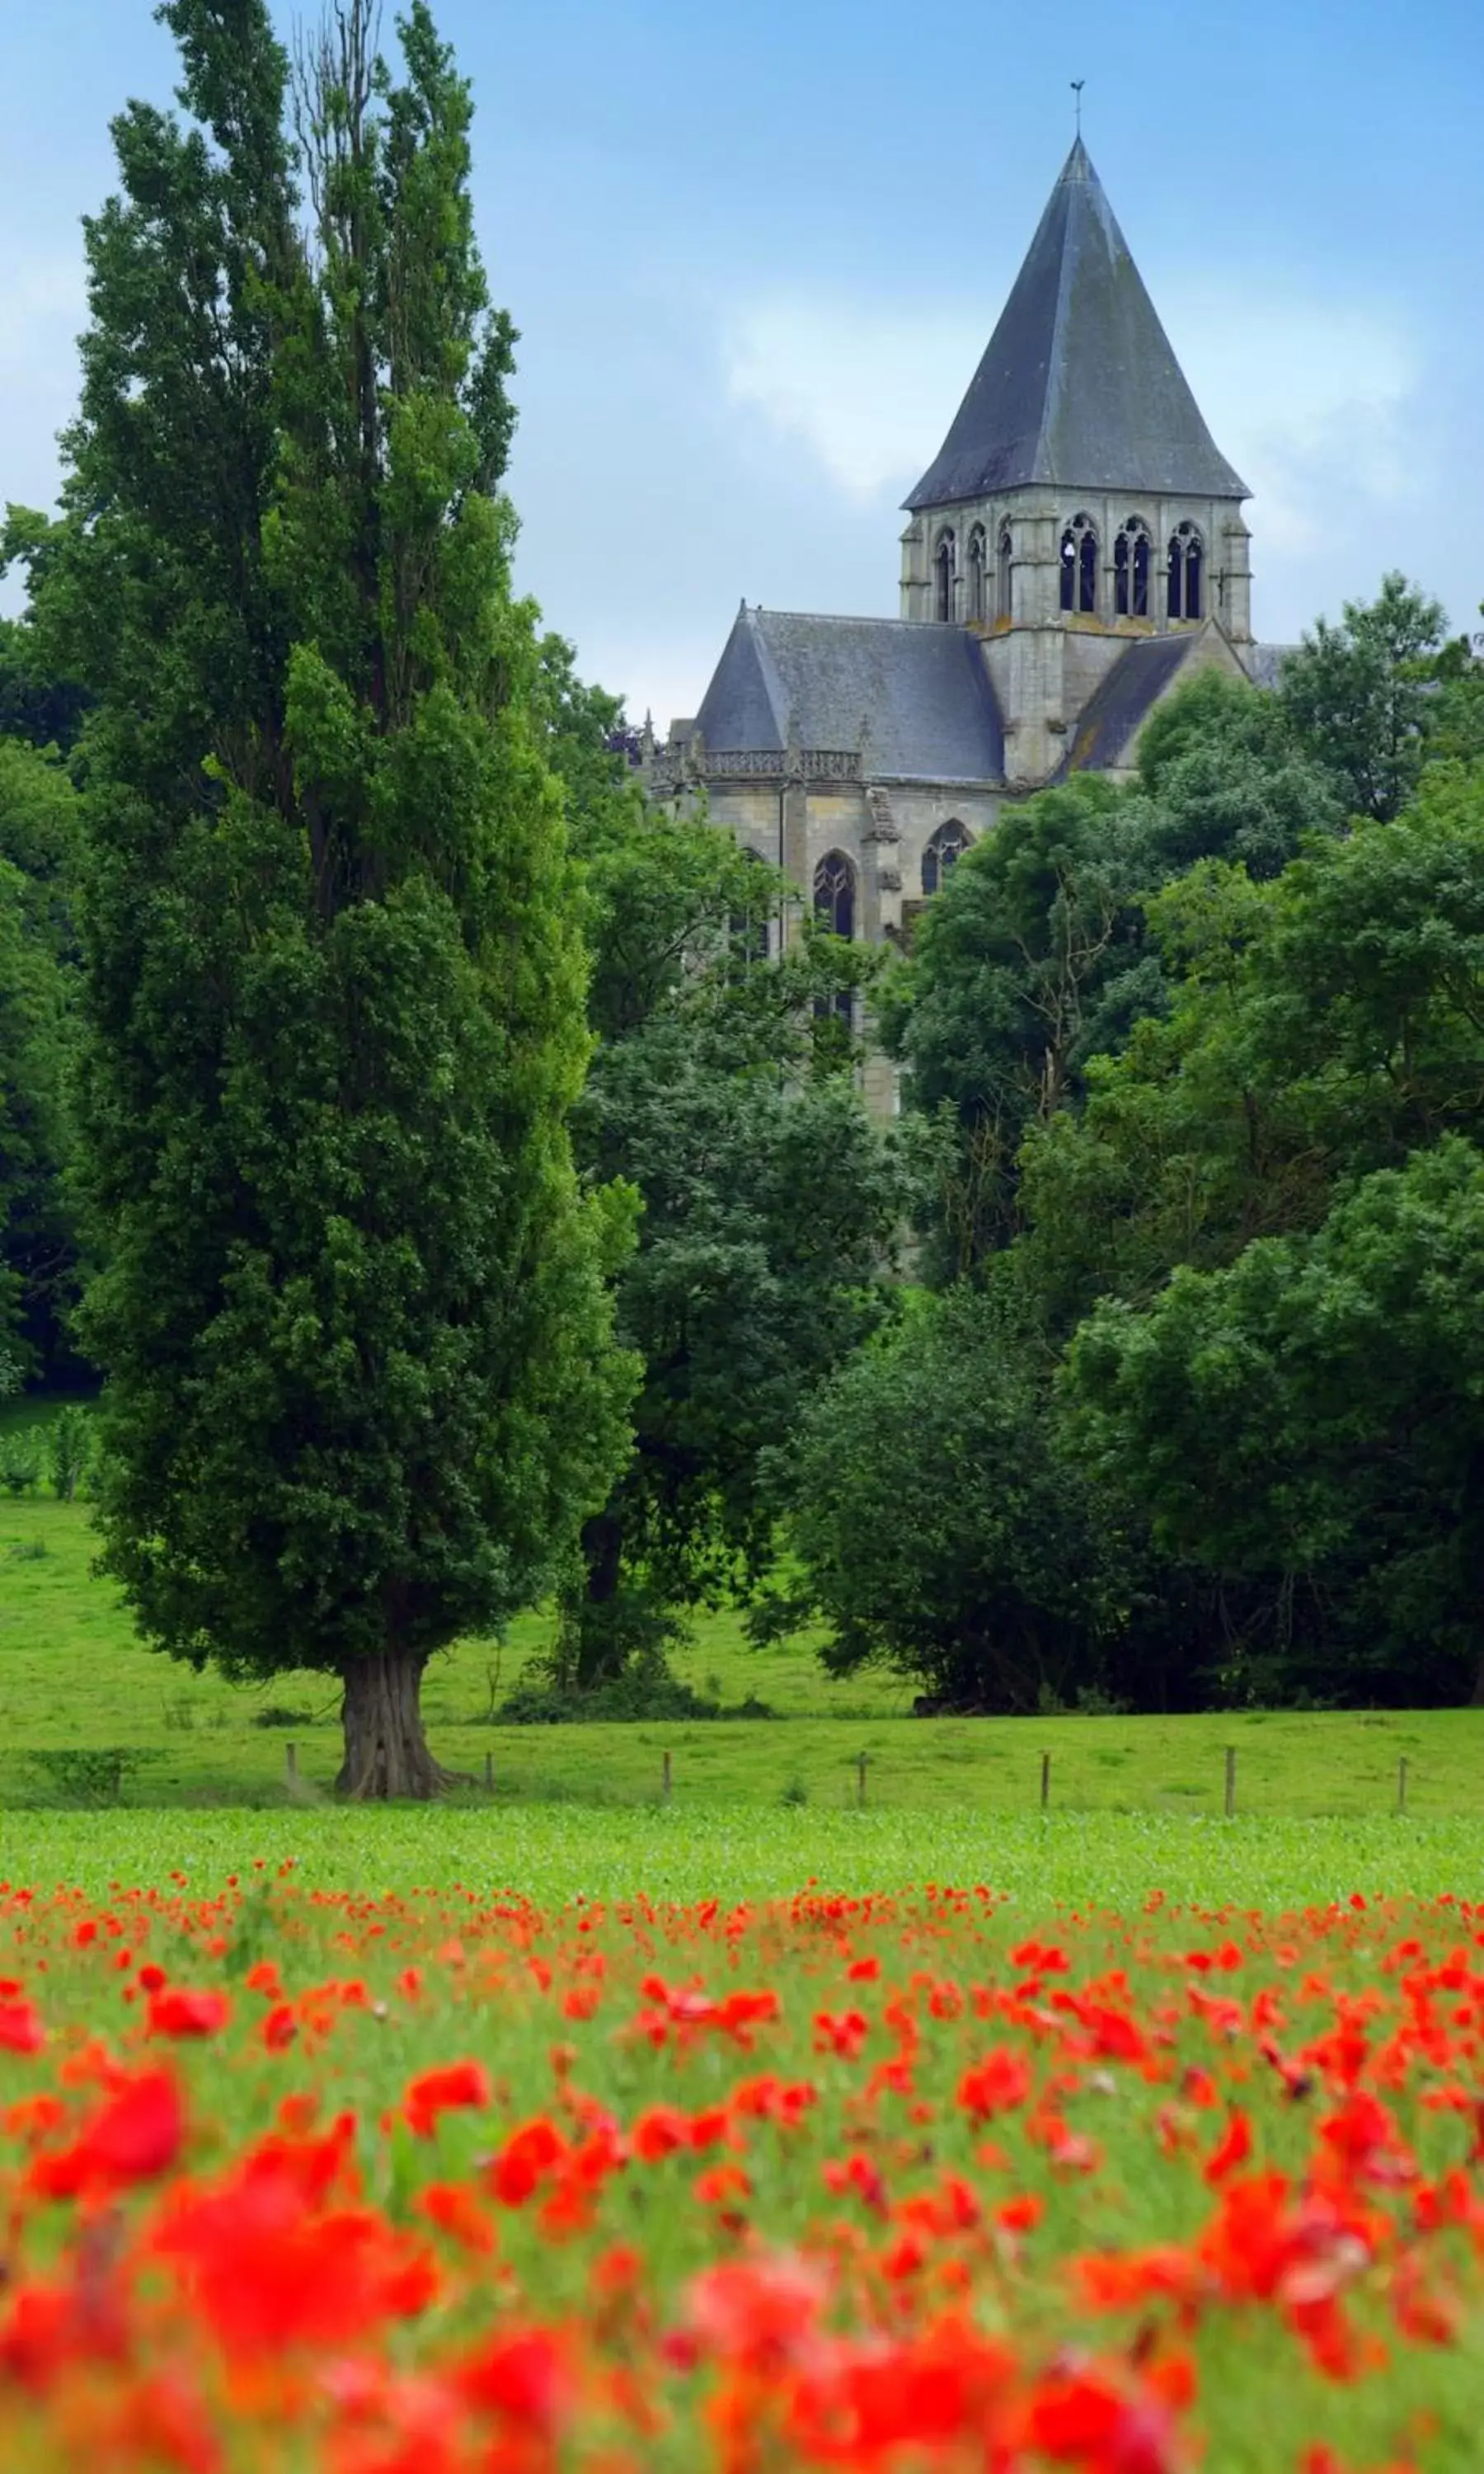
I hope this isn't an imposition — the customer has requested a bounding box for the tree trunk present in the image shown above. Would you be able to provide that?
[336,1651,458,1800]
[575,1507,625,1691]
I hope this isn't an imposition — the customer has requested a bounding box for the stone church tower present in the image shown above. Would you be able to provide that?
[649,139,1282,1098]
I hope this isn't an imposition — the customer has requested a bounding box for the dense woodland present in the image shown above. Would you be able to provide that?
[3,2,1484,1793]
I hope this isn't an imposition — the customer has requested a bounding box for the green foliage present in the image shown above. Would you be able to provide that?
[0,590,91,754]
[879,778,1140,1266]
[1067,1136,1484,1705]
[0,741,82,1378]
[495,1658,752,1725]
[26,1747,158,1805]
[765,1282,1122,1712]
[1278,571,1448,820]
[45,1404,92,1503]
[39,0,632,1790]
[881,708,1339,1277]
[1019,762,1484,1335]
[554,789,921,1691]
[1132,669,1344,880]
[0,1439,43,1495]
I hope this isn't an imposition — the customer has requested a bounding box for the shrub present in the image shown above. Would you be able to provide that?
[27,1749,158,1806]
[47,1406,92,1503]
[0,1442,42,1497]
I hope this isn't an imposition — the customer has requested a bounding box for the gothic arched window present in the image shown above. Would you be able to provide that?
[922,819,971,897]
[1114,517,1151,618]
[814,849,856,941]
[814,849,856,1027]
[966,524,987,622]
[997,525,1013,618]
[1059,514,1098,614]
[1167,521,1204,621]
[934,528,957,623]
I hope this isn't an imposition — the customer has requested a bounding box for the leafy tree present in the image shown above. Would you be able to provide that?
[1133,669,1344,881]
[532,631,633,846]
[879,777,1147,1269]
[762,1282,1120,1713]
[556,803,915,1691]
[1019,761,1484,1334]
[1425,604,1484,769]
[0,510,92,754]
[1279,571,1447,821]
[882,689,1341,1278]
[0,742,81,1377]
[1066,1136,1484,1707]
[53,0,633,1794]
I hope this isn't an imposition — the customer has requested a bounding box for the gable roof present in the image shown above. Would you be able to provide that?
[905,139,1248,512]
[693,606,1005,782]
[1061,633,1201,775]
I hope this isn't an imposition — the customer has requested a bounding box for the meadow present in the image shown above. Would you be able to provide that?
[1,1862,1482,2470]
[5,1409,1484,2473]
[5,1440,1484,1823]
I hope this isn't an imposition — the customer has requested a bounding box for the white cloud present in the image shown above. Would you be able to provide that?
[719,283,1427,553]
[721,297,980,500]
[1164,283,1424,553]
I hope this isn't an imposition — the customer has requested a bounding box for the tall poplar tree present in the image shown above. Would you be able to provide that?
[55,0,633,1794]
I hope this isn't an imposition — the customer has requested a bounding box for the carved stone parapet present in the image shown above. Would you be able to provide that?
[862,783,900,844]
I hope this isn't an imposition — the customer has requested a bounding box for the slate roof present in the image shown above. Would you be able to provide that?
[905,139,1248,512]
[693,606,1005,782]
[1242,643,1298,691]
[1061,633,1200,776]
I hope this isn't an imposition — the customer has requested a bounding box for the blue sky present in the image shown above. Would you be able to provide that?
[4,0,1482,728]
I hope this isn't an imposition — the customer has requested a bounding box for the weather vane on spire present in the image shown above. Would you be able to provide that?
[1071,79,1085,136]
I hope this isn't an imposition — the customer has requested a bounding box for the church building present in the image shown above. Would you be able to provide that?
[647,136,1288,1081]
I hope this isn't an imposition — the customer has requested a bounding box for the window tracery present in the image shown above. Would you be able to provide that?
[813,850,857,1026]
[1167,521,1204,621]
[1114,517,1152,618]
[1059,514,1098,614]
[997,525,1013,618]
[922,819,971,897]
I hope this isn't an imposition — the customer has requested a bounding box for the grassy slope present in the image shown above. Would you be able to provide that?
[4,1437,1484,1812]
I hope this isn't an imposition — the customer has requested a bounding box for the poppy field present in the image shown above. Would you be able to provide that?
[0,1834,1482,2471]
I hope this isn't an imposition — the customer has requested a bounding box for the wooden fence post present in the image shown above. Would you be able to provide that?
[285,1742,297,1786]
[1224,1745,1237,1818]
[1040,1751,1051,1812]
[856,1752,868,1808]
[1396,1756,1408,1816]
[662,1750,672,1805]
[483,1750,494,1792]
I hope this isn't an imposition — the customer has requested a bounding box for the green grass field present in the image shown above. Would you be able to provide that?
[4,1396,1484,1823]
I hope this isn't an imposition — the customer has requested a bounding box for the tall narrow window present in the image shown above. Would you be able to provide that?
[934,528,957,623]
[1114,517,1151,618]
[1167,522,1204,621]
[814,849,856,941]
[997,524,1013,618]
[814,850,856,1027]
[922,819,971,896]
[1059,514,1098,614]
[966,524,987,621]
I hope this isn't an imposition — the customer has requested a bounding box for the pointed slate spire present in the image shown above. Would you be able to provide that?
[904,139,1247,510]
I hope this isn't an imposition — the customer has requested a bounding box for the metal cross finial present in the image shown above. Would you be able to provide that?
[1071,79,1085,135]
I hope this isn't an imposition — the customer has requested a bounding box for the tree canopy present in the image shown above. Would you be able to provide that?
[46,0,633,1793]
